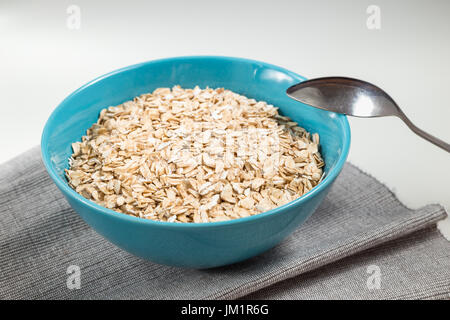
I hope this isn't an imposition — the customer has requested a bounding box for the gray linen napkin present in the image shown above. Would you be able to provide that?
[0,146,447,299]
[245,227,450,300]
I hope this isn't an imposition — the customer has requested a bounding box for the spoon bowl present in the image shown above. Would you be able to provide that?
[287,77,450,152]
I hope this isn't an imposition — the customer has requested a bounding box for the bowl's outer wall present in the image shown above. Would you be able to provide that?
[42,57,349,268]
[63,184,331,268]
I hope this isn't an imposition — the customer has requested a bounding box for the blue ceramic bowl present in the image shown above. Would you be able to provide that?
[41,56,350,268]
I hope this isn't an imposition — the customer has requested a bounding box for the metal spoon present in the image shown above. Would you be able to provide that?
[287,77,450,153]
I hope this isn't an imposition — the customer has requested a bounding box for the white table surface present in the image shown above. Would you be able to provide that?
[1,0,449,238]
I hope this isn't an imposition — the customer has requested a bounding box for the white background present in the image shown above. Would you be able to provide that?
[1,0,449,236]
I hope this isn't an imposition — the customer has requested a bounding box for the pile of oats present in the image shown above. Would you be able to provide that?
[66,86,324,223]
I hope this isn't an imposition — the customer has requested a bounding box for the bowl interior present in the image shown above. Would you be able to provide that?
[42,56,349,205]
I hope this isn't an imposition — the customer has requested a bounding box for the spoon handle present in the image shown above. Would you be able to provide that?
[398,112,450,153]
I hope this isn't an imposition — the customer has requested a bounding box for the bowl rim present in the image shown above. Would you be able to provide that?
[41,55,351,229]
